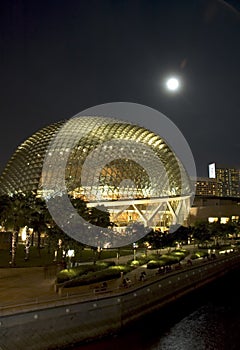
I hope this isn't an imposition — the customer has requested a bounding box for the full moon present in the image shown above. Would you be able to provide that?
[166,77,180,91]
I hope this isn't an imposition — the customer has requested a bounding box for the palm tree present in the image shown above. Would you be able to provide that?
[0,194,29,266]
[0,194,11,228]
[28,196,50,256]
[88,205,113,261]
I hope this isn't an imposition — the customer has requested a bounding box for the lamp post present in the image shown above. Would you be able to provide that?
[133,242,138,260]
[67,249,75,269]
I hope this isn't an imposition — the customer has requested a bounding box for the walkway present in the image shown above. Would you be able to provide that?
[0,267,57,306]
[0,245,196,308]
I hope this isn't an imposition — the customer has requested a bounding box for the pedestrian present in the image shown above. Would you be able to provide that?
[101,281,107,290]
[123,278,127,287]
[139,271,146,281]
[126,277,131,286]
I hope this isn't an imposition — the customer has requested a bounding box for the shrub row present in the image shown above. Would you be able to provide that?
[127,255,150,267]
[170,249,188,258]
[63,265,131,288]
[190,250,208,260]
[147,250,187,269]
[56,261,115,283]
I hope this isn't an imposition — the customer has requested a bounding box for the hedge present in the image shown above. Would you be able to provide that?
[147,260,166,269]
[190,251,208,260]
[56,261,115,283]
[63,267,122,288]
[170,249,188,258]
[127,254,155,267]
[147,253,182,269]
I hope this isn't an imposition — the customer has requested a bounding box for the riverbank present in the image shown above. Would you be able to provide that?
[1,251,240,349]
[0,245,193,308]
[69,266,240,350]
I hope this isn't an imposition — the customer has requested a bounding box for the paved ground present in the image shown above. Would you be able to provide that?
[0,256,150,307]
[0,266,57,306]
[0,246,195,308]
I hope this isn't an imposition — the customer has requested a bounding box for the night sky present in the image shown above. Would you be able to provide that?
[0,0,240,177]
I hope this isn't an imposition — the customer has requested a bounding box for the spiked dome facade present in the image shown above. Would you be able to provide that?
[0,116,193,231]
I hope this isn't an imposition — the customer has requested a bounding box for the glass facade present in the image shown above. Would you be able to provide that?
[194,177,217,196]
[0,117,191,200]
[0,117,193,231]
[208,163,240,198]
[0,121,63,195]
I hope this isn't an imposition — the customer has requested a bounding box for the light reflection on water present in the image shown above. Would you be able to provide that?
[155,304,226,350]
[70,269,240,350]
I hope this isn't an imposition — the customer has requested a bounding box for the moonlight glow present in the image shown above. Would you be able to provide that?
[166,77,180,91]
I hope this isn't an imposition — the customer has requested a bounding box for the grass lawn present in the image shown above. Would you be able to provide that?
[0,245,53,268]
[0,245,134,268]
[78,248,133,261]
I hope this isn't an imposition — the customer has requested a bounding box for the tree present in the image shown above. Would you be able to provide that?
[0,194,12,226]
[28,195,50,256]
[224,220,239,240]
[71,197,90,221]
[208,222,221,247]
[171,225,189,247]
[0,194,29,266]
[88,205,111,228]
[192,221,211,247]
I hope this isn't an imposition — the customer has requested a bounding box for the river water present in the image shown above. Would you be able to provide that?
[69,268,240,350]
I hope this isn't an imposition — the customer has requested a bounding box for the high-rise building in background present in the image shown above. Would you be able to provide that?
[208,163,240,198]
[189,165,240,225]
[194,177,217,196]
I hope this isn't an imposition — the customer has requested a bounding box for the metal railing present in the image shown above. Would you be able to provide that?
[1,250,240,316]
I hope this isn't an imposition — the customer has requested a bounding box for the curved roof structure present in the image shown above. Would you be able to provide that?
[0,116,194,246]
[0,121,63,195]
[0,116,191,200]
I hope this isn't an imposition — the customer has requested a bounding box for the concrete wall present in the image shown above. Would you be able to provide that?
[1,253,240,350]
[188,195,240,224]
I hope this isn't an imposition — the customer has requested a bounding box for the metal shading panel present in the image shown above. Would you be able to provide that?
[0,122,64,196]
[0,116,191,203]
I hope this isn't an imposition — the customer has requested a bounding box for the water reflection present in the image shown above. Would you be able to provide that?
[71,270,240,350]
[157,304,226,350]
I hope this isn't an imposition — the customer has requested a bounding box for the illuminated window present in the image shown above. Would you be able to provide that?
[220,217,229,224]
[208,217,218,223]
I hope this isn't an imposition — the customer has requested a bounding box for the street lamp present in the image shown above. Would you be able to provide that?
[133,242,138,260]
[66,249,75,269]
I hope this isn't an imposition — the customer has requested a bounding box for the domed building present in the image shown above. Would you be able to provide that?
[0,116,193,232]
